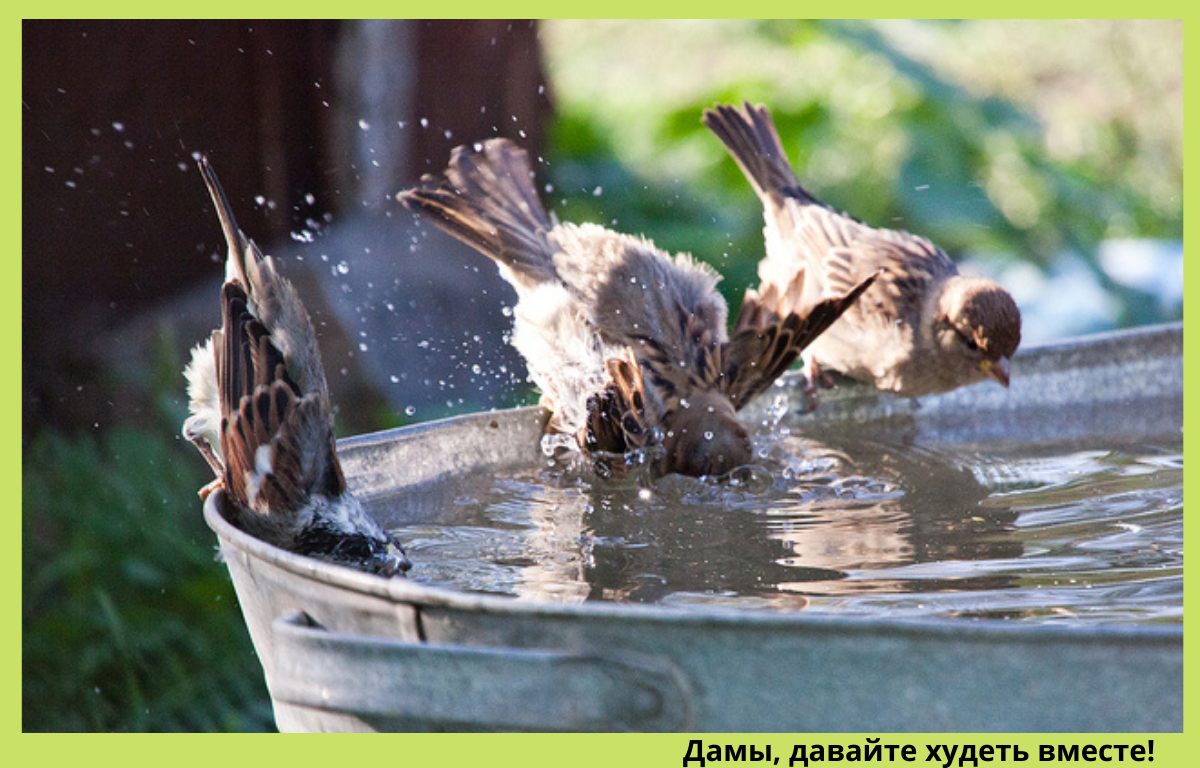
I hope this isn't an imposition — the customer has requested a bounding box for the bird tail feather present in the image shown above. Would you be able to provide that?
[399,139,558,285]
[702,101,819,205]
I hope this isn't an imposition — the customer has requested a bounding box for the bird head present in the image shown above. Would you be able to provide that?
[935,277,1022,388]
[660,392,753,478]
[291,497,412,577]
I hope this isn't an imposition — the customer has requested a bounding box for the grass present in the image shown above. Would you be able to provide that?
[22,343,275,731]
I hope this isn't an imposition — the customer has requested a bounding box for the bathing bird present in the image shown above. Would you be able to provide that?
[398,139,875,478]
[183,156,410,576]
[703,101,1021,400]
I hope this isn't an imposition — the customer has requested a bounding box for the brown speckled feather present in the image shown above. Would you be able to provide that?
[722,269,878,409]
[582,351,664,477]
[401,141,557,289]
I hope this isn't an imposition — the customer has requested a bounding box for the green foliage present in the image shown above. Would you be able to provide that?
[23,424,275,731]
[541,20,1182,328]
[22,332,275,731]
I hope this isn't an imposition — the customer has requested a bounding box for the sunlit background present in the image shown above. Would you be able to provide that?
[22,20,1182,731]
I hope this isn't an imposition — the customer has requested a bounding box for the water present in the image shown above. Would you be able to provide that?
[382,429,1182,626]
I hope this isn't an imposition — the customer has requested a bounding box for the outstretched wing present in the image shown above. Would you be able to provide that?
[720,270,878,409]
[791,209,956,329]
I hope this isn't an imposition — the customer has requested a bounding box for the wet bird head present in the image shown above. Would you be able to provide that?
[660,391,752,478]
[286,496,412,577]
[936,277,1022,388]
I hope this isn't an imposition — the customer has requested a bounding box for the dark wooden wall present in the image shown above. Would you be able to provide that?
[23,20,551,435]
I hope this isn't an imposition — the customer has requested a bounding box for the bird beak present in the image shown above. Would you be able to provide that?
[980,356,1011,388]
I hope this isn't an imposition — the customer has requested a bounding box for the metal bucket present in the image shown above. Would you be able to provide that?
[204,323,1182,732]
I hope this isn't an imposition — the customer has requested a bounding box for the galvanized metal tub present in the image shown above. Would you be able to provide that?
[204,323,1183,732]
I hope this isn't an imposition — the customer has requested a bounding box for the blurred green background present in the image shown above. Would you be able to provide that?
[23,20,1182,731]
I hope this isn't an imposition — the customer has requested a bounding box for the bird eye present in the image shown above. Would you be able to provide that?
[964,336,979,352]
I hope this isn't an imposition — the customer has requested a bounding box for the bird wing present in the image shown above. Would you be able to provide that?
[720,270,878,409]
[579,350,665,477]
[198,154,329,398]
[794,207,957,328]
[219,281,344,516]
[623,296,727,413]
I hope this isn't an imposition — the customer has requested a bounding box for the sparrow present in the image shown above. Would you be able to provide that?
[398,139,876,478]
[183,156,410,577]
[703,101,1021,399]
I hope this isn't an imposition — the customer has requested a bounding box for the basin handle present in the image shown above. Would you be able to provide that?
[269,611,692,731]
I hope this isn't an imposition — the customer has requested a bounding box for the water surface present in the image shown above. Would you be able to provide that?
[382,427,1181,626]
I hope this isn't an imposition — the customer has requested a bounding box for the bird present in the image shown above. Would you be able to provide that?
[703,101,1021,400]
[398,138,876,479]
[183,156,410,577]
